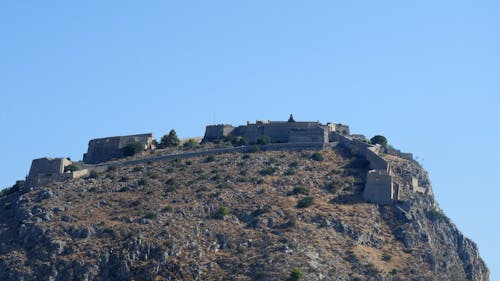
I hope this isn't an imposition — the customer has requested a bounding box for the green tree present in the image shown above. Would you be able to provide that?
[160,129,180,148]
[370,135,388,147]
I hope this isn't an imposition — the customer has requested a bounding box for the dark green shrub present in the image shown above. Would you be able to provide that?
[122,141,144,157]
[217,182,234,189]
[147,172,159,179]
[382,252,392,261]
[310,152,324,162]
[285,218,297,228]
[212,206,229,219]
[292,186,308,195]
[159,129,180,148]
[0,181,25,197]
[183,139,198,149]
[88,170,99,179]
[296,196,315,208]
[256,135,271,145]
[161,205,172,212]
[247,145,261,153]
[106,165,117,172]
[285,168,297,175]
[165,178,177,192]
[426,209,447,222]
[138,178,148,186]
[370,135,388,147]
[118,186,131,192]
[205,155,215,162]
[132,166,143,172]
[289,267,303,281]
[64,164,80,172]
[259,167,278,176]
[144,212,157,219]
[236,136,248,146]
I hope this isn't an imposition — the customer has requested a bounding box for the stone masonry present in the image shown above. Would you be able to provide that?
[83,133,156,164]
[202,118,350,144]
[26,157,88,188]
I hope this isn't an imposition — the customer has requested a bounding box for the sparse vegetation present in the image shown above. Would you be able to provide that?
[256,135,271,145]
[310,152,324,162]
[122,141,144,157]
[296,196,315,208]
[88,170,99,179]
[247,145,261,153]
[259,167,278,176]
[183,139,198,149]
[64,164,80,172]
[138,178,148,186]
[289,267,303,281]
[212,206,229,219]
[205,155,215,162]
[292,186,308,195]
[144,212,157,219]
[107,165,117,172]
[426,209,448,223]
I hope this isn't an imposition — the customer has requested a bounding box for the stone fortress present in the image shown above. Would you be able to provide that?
[25,115,432,205]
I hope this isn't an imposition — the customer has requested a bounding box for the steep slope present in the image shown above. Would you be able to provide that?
[0,147,489,280]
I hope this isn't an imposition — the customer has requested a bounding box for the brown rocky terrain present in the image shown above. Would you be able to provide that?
[0,146,489,280]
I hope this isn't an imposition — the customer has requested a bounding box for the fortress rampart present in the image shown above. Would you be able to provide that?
[23,117,424,205]
[26,157,88,188]
[83,133,155,164]
[203,120,349,145]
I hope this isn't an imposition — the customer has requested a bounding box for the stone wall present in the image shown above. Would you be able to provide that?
[28,158,71,178]
[83,133,155,164]
[27,157,88,188]
[363,170,395,205]
[386,147,413,160]
[202,125,235,142]
[288,127,328,143]
[332,132,397,205]
[203,119,350,145]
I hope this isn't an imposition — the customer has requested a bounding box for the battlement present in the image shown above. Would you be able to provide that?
[26,157,88,188]
[202,116,350,145]
[83,133,156,164]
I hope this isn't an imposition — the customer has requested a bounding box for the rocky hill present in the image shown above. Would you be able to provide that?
[0,145,489,280]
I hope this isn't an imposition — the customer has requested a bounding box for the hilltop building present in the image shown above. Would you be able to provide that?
[202,118,350,144]
[26,157,88,188]
[83,133,156,164]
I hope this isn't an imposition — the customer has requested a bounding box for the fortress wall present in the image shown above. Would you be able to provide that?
[92,142,327,168]
[203,125,235,142]
[363,170,394,205]
[118,134,154,149]
[28,158,70,177]
[365,147,389,171]
[83,137,122,164]
[289,127,328,143]
[84,134,155,164]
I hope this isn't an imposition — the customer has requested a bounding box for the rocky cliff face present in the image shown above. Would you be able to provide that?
[0,147,489,280]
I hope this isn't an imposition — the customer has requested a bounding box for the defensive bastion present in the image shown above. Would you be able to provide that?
[25,117,429,205]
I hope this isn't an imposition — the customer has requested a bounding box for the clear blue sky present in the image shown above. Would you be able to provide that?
[1,1,498,278]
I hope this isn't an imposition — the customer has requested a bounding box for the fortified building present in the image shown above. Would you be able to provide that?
[24,116,430,205]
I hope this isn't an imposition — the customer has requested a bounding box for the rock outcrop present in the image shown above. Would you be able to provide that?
[0,147,489,280]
